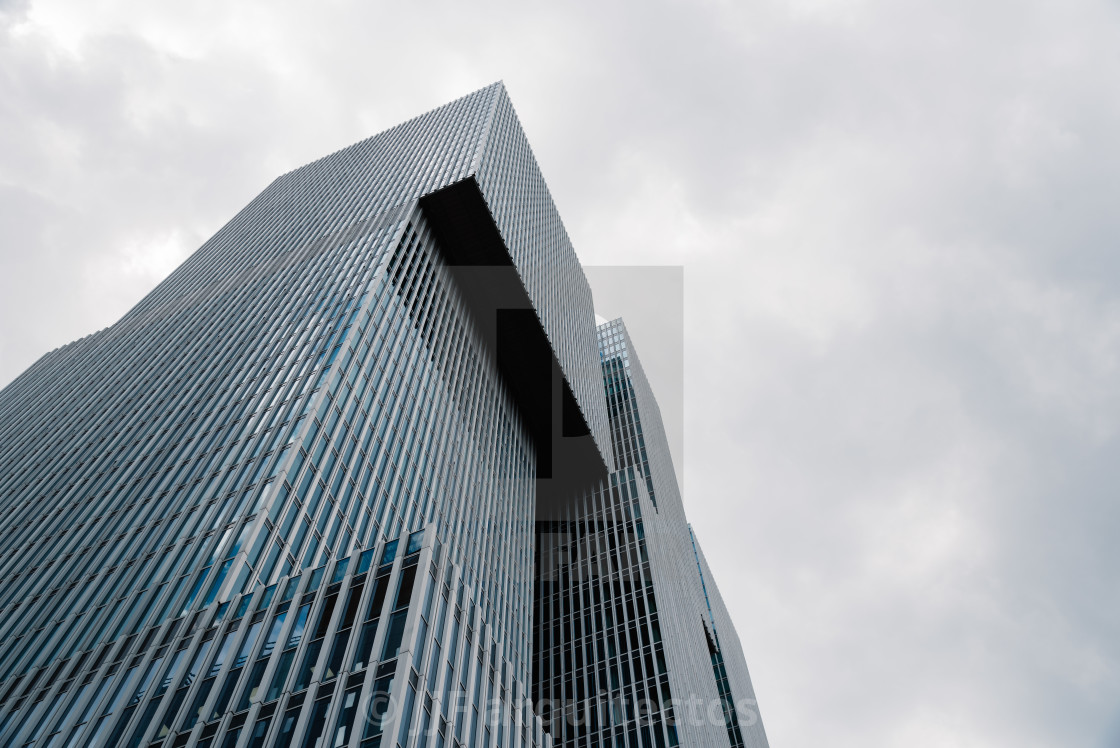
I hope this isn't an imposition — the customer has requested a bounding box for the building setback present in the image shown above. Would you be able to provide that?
[0,83,768,748]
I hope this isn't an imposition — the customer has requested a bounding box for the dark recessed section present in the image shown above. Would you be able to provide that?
[496,308,553,475]
[421,177,607,491]
[561,381,590,438]
[420,177,512,268]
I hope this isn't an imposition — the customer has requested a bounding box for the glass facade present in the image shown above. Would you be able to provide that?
[0,84,767,748]
[531,322,768,748]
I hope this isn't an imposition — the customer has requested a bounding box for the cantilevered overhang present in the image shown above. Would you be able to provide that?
[419,177,610,494]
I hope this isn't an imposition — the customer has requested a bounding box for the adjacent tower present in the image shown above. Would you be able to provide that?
[533,320,768,748]
[0,84,766,748]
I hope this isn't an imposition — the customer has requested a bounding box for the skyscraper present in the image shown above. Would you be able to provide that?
[534,318,768,748]
[0,83,767,748]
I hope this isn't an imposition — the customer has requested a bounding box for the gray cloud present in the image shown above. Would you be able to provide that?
[3,1,1119,745]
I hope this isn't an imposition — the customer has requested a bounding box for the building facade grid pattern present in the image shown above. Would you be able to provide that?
[0,84,767,748]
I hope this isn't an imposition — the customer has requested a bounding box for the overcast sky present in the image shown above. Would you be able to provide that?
[3,0,1120,746]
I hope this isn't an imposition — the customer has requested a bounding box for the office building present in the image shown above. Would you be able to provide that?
[533,320,767,748]
[0,83,767,748]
